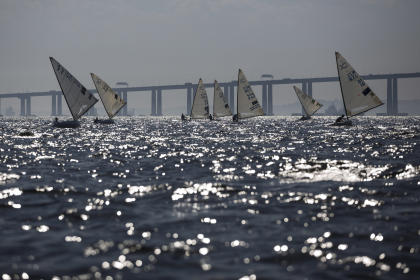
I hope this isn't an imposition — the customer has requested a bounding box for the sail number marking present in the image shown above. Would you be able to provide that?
[243,85,256,100]
[347,70,365,87]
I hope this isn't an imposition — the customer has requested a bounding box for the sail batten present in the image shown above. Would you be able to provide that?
[50,57,98,120]
[335,52,383,117]
[213,80,232,117]
[191,79,210,119]
[293,86,322,117]
[237,69,264,119]
[91,73,126,119]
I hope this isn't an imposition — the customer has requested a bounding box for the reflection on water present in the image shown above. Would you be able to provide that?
[0,116,419,279]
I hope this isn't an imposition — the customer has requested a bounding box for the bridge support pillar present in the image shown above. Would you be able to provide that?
[386,78,399,115]
[20,96,26,116]
[157,89,162,116]
[26,96,31,116]
[268,83,273,115]
[262,84,267,114]
[386,78,393,115]
[392,78,398,115]
[307,82,313,97]
[151,89,156,116]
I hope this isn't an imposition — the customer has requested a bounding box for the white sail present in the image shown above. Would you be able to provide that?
[191,78,210,119]
[293,86,322,117]
[237,69,264,119]
[213,80,232,117]
[90,73,126,119]
[50,57,98,120]
[336,52,383,117]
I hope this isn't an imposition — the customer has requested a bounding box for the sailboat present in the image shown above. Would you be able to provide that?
[50,57,98,128]
[213,80,232,118]
[190,78,210,120]
[293,86,322,120]
[334,52,384,126]
[90,73,126,124]
[234,69,264,122]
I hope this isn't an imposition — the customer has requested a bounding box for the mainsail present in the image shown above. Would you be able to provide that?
[237,69,264,119]
[90,73,126,119]
[50,57,98,120]
[191,78,210,119]
[335,52,383,117]
[293,86,323,117]
[213,80,232,117]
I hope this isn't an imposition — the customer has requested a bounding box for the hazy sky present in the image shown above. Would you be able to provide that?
[1,0,419,114]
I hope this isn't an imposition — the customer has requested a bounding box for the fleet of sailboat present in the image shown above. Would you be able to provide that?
[49,57,98,128]
[45,52,385,127]
[293,86,323,120]
[334,52,384,126]
[90,73,126,124]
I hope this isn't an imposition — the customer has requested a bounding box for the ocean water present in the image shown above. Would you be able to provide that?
[0,116,419,280]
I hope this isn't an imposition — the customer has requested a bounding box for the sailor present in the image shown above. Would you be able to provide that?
[94,116,99,123]
[335,114,345,123]
[232,114,238,122]
[181,113,186,121]
[209,114,213,121]
[54,117,58,123]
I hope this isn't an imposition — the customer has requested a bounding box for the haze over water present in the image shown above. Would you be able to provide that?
[1,116,419,279]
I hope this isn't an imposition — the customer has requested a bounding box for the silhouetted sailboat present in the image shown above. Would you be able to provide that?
[50,57,98,128]
[233,69,264,122]
[213,80,232,118]
[334,52,384,126]
[90,73,126,124]
[293,86,322,120]
[190,78,210,120]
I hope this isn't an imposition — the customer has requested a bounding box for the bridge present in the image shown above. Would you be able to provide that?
[0,72,419,116]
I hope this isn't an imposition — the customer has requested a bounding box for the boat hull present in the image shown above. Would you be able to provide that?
[299,116,311,121]
[94,118,114,124]
[53,120,80,128]
[332,119,353,126]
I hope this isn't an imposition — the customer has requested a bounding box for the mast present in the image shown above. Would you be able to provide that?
[335,52,349,118]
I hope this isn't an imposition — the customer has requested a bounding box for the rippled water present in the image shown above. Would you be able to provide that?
[1,116,419,279]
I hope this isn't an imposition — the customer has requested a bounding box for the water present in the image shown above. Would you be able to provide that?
[0,116,419,280]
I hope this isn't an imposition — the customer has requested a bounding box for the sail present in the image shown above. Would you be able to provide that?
[191,78,210,119]
[50,57,98,120]
[237,69,264,119]
[90,73,126,119]
[335,52,383,117]
[293,86,323,117]
[213,80,232,117]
